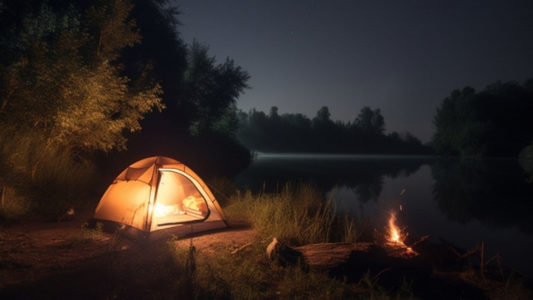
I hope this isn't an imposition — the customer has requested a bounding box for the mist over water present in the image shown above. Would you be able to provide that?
[235,154,533,274]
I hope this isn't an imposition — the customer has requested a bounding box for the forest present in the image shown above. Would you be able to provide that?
[236,106,431,154]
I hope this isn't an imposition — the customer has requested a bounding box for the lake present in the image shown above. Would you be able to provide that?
[234,153,533,275]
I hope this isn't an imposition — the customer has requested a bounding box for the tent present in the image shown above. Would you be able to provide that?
[92,156,227,241]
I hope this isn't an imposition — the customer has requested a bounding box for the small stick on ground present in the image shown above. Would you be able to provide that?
[232,243,252,255]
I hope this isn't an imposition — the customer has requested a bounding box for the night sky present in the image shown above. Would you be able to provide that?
[175,0,533,143]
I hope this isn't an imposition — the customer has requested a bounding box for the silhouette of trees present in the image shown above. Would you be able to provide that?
[183,40,250,137]
[121,0,188,129]
[237,106,430,154]
[432,80,533,157]
[354,106,385,135]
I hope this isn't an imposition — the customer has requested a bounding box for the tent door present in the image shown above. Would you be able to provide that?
[152,170,210,227]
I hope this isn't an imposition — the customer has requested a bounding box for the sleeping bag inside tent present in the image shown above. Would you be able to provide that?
[92,156,227,241]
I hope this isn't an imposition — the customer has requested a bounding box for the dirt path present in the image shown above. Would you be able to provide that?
[0,210,257,290]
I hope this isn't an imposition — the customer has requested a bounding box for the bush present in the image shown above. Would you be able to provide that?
[0,128,98,218]
[0,187,31,224]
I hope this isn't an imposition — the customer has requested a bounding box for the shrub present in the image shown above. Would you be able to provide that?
[0,128,98,218]
[0,187,31,224]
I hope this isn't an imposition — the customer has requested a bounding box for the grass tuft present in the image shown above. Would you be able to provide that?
[63,222,105,248]
[225,182,367,245]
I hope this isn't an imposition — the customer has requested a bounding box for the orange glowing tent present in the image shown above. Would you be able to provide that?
[92,156,227,241]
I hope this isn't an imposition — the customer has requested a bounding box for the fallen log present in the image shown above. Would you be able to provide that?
[266,238,432,282]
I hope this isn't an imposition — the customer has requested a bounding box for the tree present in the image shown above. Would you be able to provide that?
[313,106,332,125]
[121,0,189,130]
[432,81,533,157]
[269,106,281,123]
[282,112,312,129]
[354,106,385,135]
[0,0,163,168]
[403,132,423,147]
[183,40,250,136]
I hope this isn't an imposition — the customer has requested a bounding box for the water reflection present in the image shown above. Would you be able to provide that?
[236,154,432,199]
[236,154,533,234]
[431,157,533,233]
[234,154,533,273]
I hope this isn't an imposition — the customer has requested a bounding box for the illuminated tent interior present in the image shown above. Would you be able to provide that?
[92,156,227,241]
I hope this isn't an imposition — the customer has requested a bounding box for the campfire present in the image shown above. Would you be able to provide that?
[266,204,517,290]
[373,211,419,259]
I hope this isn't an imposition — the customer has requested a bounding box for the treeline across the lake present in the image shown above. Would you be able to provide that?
[432,79,533,157]
[236,106,432,154]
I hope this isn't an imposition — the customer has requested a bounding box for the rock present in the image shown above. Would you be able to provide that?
[57,205,75,222]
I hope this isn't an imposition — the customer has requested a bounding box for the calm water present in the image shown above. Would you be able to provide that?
[235,154,533,275]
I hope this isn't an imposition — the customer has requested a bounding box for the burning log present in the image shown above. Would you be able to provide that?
[265,212,436,282]
[266,237,432,282]
[267,237,385,269]
[266,210,516,285]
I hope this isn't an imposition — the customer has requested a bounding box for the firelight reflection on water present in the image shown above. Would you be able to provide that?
[235,154,533,275]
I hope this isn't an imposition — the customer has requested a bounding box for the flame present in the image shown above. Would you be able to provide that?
[384,212,418,257]
[388,216,402,243]
[387,213,404,244]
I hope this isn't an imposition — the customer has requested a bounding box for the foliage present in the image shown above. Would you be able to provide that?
[120,0,188,127]
[0,128,97,215]
[0,187,31,224]
[237,106,430,154]
[63,222,105,248]
[432,80,533,157]
[355,106,385,135]
[0,0,163,161]
[183,40,250,137]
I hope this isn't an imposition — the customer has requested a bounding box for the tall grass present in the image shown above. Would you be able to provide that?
[224,182,368,246]
[0,128,97,220]
[0,187,31,223]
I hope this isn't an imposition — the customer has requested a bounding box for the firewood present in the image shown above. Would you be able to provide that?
[266,238,432,282]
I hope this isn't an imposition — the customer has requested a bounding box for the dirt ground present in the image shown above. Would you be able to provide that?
[0,209,258,291]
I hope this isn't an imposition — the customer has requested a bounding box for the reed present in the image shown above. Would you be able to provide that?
[225,182,366,245]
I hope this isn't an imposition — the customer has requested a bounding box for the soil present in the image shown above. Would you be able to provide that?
[0,209,257,296]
